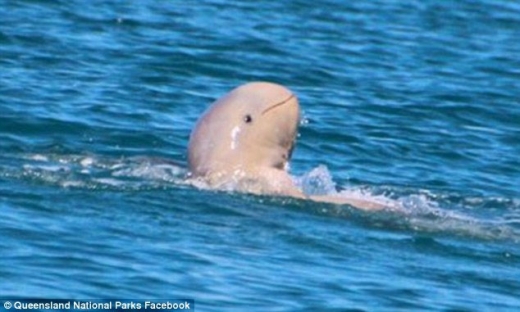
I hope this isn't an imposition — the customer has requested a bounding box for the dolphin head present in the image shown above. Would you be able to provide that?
[188,82,300,178]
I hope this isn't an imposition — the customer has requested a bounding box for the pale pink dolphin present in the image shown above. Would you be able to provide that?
[188,82,384,210]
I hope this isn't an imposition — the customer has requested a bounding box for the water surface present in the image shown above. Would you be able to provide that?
[1,0,520,311]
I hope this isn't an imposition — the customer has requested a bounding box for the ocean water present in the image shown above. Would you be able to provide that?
[1,0,520,310]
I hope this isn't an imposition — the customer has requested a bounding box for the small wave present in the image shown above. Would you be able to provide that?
[5,154,519,241]
[294,164,520,242]
[7,153,187,190]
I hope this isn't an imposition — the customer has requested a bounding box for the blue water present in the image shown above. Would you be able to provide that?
[1,0,520,310]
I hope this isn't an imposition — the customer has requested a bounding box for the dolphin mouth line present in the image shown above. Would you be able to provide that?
[261,94,295,115]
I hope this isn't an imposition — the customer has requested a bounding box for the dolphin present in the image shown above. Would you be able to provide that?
[188,82,385,210]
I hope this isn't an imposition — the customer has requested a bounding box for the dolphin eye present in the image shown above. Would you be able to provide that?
[243,114,253,124]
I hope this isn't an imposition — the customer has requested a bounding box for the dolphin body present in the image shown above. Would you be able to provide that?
[188,82,384,210]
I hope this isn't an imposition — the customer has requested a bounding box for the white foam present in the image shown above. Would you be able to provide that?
[93,178,125,186]
[31,154,48,161]
[80,157,94,167]
[112,162,184,181]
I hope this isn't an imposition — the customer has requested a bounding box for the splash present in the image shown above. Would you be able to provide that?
[294,164,336,196]
[294,165,399,209]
